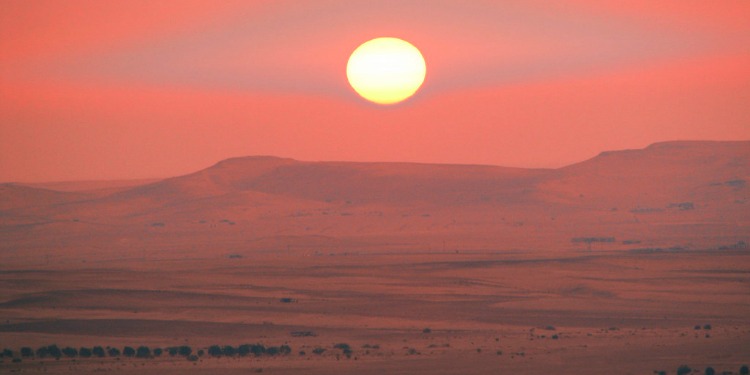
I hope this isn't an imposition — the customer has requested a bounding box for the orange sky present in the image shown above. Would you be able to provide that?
[1,0,749,182]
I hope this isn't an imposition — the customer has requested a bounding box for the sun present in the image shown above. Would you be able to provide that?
[346,37,426,105]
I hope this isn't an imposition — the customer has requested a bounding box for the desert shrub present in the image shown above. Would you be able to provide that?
[79,347,92,358]
[703,324,712,330]
[12,358,21,363]
[656,371,666,375]
[1,348,13,358]
[677,365,692,375]
[238,344,250,356]
[107,347,121,357]
[222,345,236,357]
[423,328,432,334]
[62,347,78,358]
[250,344,265,356]
[92,346,105,358]
[187,354,199,362]
[279,298,295,303]
[123,346,135,357]
[197,349,204,357]
[299,351,306,356]
[705,367,715,375]
[740,365,749,375]
[551,334,559,340]
[312,347,326,355]
[333,343,351,351]
[136,346,150,358]
[35,346,49,358]
[178,346,192,357]
[47,345,61,359]
[167,347,178,356]
[208,345,222,357]
[279,345,292,355]
[266,346,280,356]
[152,348,162,357]
[694,325,701,330]
[20,347,33,358]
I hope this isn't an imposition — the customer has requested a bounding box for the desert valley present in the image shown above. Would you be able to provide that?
[1,140,748,374]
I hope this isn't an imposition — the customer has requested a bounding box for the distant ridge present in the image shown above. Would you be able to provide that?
[1,140,747,256]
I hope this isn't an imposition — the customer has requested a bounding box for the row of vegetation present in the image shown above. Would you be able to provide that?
[655,365,749,375]
[0,343,295,362]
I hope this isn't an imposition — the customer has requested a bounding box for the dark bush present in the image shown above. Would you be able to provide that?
[1,348,12,358]
[136,346,151,358]
[62,347,78,358]
[178,346,192,357]
[12,358,21,363]
[222,345,236,357]
[279,345,292,355]
[187,354,199,362]
[694,325,701,330]
[740,364,749,375]
[250,344,265,357]
[92,346,105,358]
[123,346,135,357]
[312,347,326,355]
[333,343,351,351]
[107,347,121,357]
[79,347,92,358]
[153,348,162,357]
[677,365,692,375]
[20,347,33,358]
[167,347,178,356]
[551,334,559,340]
[705,367,715,375]
[423,328,432,334]
[197,349,204,357]
[36,346,49,358]
[47,345,61,359]
[703,324,712,330]
[208,345,222,357]
[266,346,280,356]
[238,344,251,357]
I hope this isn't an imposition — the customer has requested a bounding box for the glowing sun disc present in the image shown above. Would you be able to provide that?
[346,37,426,105]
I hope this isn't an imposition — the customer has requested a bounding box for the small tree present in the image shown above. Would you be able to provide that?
[20,347,33,358]
[92,346,105,358]
[62,347,78,358]
[740,364,749,375]
[705,367,716,375]
[250,344,265,357]
[222,345,236,357]
[152,348,163,357]
[47,345,61,359]
[178,346,192,357]
[123,346,135,357]
[677,365,692,375]
[79,347,92,358]
[136,346,151,358]
[238,344,251,356]
[208,345,222,357]
[279,345,292,355]
[36,347,49,358]
[107,347,121,357]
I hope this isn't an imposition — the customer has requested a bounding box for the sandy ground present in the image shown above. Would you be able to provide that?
[1,248,748,374]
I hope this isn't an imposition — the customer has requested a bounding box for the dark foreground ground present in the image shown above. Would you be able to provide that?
[1,247,748,374]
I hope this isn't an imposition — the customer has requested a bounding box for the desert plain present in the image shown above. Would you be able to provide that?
[1,141,748,374]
